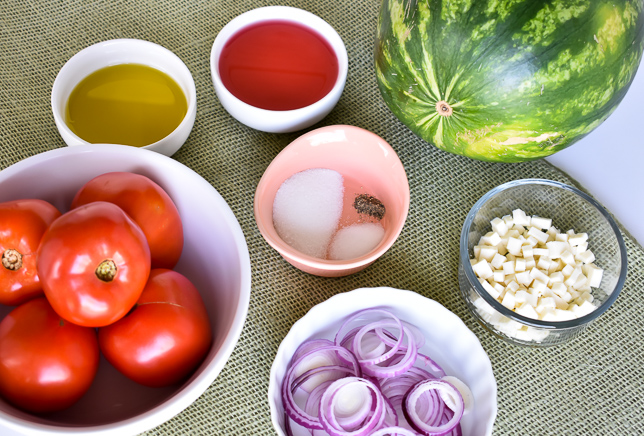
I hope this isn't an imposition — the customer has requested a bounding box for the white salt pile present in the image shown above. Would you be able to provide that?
[329,223,385,260]
[273,168,344,259]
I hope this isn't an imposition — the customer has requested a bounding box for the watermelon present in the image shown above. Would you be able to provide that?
[375,0,644,162]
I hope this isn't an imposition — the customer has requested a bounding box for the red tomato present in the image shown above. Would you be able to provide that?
[37,201,151,327]
[0,298,99,413]
[98,269,212,387]
[0,199,61,306]
[71,172,184,269]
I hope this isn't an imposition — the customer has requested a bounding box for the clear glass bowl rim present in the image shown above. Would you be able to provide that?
[459,178,628,330]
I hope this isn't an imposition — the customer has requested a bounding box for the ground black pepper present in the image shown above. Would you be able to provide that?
[353,194,386,220]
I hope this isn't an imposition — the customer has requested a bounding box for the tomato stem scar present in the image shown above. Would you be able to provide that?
[2,249,23,271]
[95,259,117,282]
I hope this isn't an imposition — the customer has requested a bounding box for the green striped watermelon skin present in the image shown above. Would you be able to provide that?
[375,0,644,162]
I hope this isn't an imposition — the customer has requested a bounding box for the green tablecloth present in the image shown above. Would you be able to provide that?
[1,1,642,435]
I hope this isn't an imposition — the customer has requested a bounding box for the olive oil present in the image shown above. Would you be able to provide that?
[65,64,187,147]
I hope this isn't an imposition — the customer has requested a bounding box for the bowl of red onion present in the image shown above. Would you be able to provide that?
[268,287,498,436]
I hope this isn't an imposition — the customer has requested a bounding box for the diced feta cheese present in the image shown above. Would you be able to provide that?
[491,253,506,269]
[528,226,549,244]
[472,259,493,279]
[546,241,570,259]
[531,215,552,230]
[521,244,534,258]
[512,209,531,226]
[506,236,522,256]
[502,261,516,275]
[515,271,533,287]
[516,302,539,319]
[561,264,574,277]
[575,249,595,265]
[560,250,576,266]
[536,256,552,271]
[493,270,505,283]
[506,281,520,293]
[491,217,509,237]
[529,267,550,283]
[515,258,526,272]
[481,231,502,247]
[583,264,604,288]
[568,232,588,247]
[479,245,498,262]
[480,279,500,299]
[572,241,588,256]
[533,248,549,257]
[501,291,517,309]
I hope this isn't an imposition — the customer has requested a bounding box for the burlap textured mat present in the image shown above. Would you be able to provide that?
[1,1,642,435]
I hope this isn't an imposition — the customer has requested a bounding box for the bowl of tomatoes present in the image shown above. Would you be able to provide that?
[0,144,251,435]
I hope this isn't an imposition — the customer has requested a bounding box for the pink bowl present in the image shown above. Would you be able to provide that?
[254,125,409,277]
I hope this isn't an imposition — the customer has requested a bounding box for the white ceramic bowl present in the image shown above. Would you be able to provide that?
[210,6,348,133]
[268,287,498,436]
[51,39,197,157]
[0,144,251,435]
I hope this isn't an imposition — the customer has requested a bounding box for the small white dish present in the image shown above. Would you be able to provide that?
[268,287,498,436]
[51,39,197,157]
[210,6,348,133]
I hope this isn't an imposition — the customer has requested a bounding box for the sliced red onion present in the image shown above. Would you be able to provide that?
[281,310,469,436]
[403,379,464,436]
[319,377,386,436]
[282,345,361,429]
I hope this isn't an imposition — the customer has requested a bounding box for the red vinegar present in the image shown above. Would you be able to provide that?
[218,20,339,111]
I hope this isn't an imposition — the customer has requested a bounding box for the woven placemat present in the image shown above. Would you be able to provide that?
[1,1,643,435]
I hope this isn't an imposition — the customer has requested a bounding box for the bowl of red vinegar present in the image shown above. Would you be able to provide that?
[209,6,348,133]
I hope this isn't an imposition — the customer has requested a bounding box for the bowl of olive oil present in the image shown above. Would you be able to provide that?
[52,39,197,157]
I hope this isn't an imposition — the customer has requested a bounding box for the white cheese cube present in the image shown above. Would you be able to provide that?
[531,215,552,230]
[503,214,514,227]
[493,270,505,283]
[525,291,539,307]
[553,309,576,321]
[472,259,494,279]
[530,279,548,295]
[568,232,588,247]
[572,241,588,256]
[564,266,583,286]
[521,244,534,258]
[473,245,482,258]
[515,290,529,304]
[502,261,516,275]
[491,217,509,237]
[516,271,533,287]
[479,245,498,262]
[501,291,517,309]
[528,226,549,244]
[525,257,536,269]
[529,267,550,283]
[481,231,502,247]
[536,297,557,313]
[575,249,595,265]
[512,209,531,226]
[546,241,570,259]
[549,271,564,284]
[506,281,520,293]
[507,229,521,239]
[514,258,527,272]
[561,264,575,277]
[506,237,523,256]
[555,232,569,242]
[536,256,552,271]
[503,273,516,285]
[480,279,500,299]
[533,248,549,257]
[570,300,596,317]
[560,250,576,266]
[572,274,589,290]
[516,302,539,319]
[526,235,539,247]
[583,264,604,288]
[491,253,506,269]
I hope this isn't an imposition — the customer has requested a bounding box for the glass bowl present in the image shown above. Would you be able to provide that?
[459,179,627,347]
